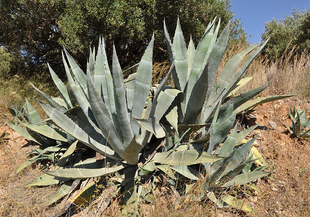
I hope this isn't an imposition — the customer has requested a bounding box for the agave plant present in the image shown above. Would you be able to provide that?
[286,106,310,138]
[163,18,294,129]
[7,18,283,215]
[6,99,76,175]
[18,34,221,211]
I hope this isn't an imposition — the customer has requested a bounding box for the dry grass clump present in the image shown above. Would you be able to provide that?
[0,128,61,216]
[243,46,310,98]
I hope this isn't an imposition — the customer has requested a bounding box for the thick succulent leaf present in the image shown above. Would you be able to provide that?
[186,19,216,100]
[171,165,199,180]
[300,129,310,138]
[131,34,154,136]
[57,140,78,167]
[62,52,90,115]
[216,45,257,95]
[242,152,254,173]
[135,117,165,138]
[40,102,118,159]
[172,18,188,91]
[217,162,249,186]
[203,43,260,122]
[295,121,302,136]
[25,99,43,125]
[121,137,142,165]
[96,39,116,119]
[207,192,223,208]
[207,151,235,186]
[216,126,238,157]
[200,23,229,123]
[186,19,221,110]
[216,41,269,106]
[250,146,267,166]
[156,165,176,179]
[208,45,257,108]
[302,115,310,128]
[21,122,68,142]
[64,49,87,92]
[235,94,296,114]
[141,161,156,173]
[221,195,254,212]
[73,157,97,169]
[71,181,96,207]
[87,76,124,153]
[166,106,178,133]
[163,20,180,90]
[111,45,133,144]
[7,123,43,145]
[150,62,175,116]
[38,146,66,153]
[187,36,195,77]
[15,155,41,175]
[222,83,269,114]
[26,174,68,187]
[30,82,66,112]
[220,137,257,178]
[65,106,104,141]
[235,125,258,145]
[208,103,235,153]
[125,73,136,111]
[228,77,253,97]
[155,88,184,121]
[184,54,210,124]
[93,38,108,99]
[51,97,68,108]
[222,170,269,187]
[46,164,126,179]
[152,149,222,166]
[48,64,75,109]
[48,182,72,206]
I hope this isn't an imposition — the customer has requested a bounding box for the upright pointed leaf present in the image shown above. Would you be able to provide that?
[131,35,154,136]
[64,49,87,92]
[30,82,66,112]
[40,102,118,159]
[87,76,124,156]
[112,45,133,144]
[25,99,43,125]
[48,64,75,109]
[62,52,90,115]
[186,20,216,100]
[172,18,188,91]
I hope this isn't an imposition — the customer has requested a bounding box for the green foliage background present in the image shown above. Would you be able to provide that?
[0,0,246,78]
[261,8,310,59]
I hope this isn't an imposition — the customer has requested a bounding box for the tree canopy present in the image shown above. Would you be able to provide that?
[0,0,246,77]
[261,8,310,59]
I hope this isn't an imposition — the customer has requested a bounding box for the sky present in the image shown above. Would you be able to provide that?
[230,0,310,44]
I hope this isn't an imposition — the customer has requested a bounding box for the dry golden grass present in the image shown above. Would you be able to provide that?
[0,127,61,216]
[237,44,310,98]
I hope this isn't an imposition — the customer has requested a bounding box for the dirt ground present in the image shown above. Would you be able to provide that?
[0,96,309,216]
[249,97,310,216]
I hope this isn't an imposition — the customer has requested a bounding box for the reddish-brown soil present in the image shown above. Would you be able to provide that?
[0,97,309,216]
[250,97,310,216]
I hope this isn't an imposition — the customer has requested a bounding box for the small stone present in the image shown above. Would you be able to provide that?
[269,121,277,130]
